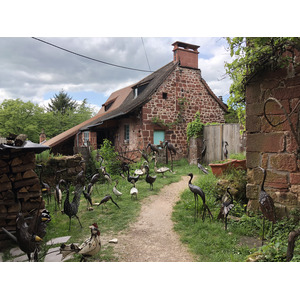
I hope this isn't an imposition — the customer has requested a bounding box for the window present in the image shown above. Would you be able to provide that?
[105,101,114,111]
[153,130,165,145]
[162,92,168,100]
[83,131,89,146]
[124,125,130,143]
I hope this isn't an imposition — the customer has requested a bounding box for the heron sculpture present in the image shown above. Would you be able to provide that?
[187,173,213,222]
[258,166,276,245]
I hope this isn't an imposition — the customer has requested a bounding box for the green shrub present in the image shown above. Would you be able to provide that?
[186,111,204,142]
[98,139,120,175]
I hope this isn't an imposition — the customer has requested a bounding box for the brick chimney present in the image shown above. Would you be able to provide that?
[39,128,46,144]
[172,41,200,69]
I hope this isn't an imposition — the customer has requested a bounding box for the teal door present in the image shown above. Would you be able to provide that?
[153,131,165,145]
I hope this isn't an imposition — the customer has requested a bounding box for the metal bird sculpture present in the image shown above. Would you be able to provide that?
[258,167,276,244]
[146,142,160,155]
[54,179,66,211]
[36,164,51,204]
[144,165,157,190]
[130,180,138,200]
[112,180,122,198]
[60,223,101,262]
[197,158,208,175]
[63,182,83,230]
[2,207,49,261]
[188,173,213,222]
[201,139,207,161]
[164,141,177,155]
[83,185,94,210]
[217,187,234,230]
[223,141,229,160]
[97,195,120,211]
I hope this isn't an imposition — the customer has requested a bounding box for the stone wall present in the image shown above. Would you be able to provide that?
[246,52,300,217]
[141,65,226,158]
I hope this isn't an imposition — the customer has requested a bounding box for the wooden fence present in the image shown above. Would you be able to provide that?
[202,123,245,164]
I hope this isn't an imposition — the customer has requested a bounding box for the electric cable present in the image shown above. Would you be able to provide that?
[32,37,152,73]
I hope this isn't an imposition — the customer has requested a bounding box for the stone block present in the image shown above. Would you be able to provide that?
[270,153,297,172]
[247,133,285,153]
[246,152,260,169]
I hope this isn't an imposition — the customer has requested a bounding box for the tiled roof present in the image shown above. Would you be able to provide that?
[44,60,227,147]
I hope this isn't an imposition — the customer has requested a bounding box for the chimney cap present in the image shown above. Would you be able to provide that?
[172,41,200,52]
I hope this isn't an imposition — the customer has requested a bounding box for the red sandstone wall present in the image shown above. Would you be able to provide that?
[141,65,225,158]
[246,54,300,216]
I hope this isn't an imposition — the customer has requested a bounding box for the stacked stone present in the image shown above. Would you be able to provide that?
[0,150,44,249]
[246,51,300,218]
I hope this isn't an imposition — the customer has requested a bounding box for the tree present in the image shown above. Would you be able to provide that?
[47,89,78,114]
[0,99,45,142]
[0,98,94,143]
[225,37,300,127]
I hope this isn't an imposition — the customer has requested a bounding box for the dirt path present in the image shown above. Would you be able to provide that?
[107,176,195,262]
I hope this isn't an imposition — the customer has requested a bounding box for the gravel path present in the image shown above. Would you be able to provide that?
[109,176,195,262]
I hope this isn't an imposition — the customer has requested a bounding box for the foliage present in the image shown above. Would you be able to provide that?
[0,99,45,142]
[0,98,93,143]
[35,149,56,164]
[253,210,300,262]
[229,152,246,160]
[47,89,78,114]
[224,107,240,123]
[186,111,204,142]
[98,139,120,175]
[225,37,300,128]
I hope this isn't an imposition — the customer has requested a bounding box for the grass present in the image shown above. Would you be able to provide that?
[1,158,199,262]
[172,170,261,262]
[5,158,297,262]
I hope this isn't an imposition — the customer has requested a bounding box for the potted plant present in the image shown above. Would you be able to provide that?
[209,159,237,176]
[229,153,246,170]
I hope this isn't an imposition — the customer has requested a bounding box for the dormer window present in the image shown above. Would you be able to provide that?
[102,98,116,111]
[134,88,138,99]
[132,80,151,99]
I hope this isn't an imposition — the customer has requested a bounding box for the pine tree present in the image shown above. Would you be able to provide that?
[47,89,78,114]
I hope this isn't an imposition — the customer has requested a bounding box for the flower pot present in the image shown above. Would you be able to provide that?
[232,159,246,170]
[209,159,237,177]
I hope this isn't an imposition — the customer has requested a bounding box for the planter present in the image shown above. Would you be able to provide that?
[209,159,237,177]
[232,159,246,170]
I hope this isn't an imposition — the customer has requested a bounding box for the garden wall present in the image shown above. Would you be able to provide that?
[246,53,300,218]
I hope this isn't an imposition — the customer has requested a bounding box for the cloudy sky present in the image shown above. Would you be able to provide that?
[0,37,233,114]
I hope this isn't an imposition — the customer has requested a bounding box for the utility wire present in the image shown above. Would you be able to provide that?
[32,37,153,73]
[141,37,152,71]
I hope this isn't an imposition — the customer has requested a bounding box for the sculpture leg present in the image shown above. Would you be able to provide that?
[261,217,265,246]
[75,215,83,228]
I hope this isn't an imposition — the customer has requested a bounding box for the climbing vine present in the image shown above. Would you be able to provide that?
[186,111,204,142]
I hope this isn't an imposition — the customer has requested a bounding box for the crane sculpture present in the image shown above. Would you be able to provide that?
[187,173,213,222]
[164,141,177,171]
[36,164,51,204]
[217,187,234,230]
[223,141,229,160]
[258,166,276,245]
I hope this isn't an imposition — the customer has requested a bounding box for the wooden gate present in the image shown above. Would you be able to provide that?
[202,123,244,164]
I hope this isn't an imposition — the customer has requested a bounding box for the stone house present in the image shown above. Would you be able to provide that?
[44,41,227,159]
[246,47,300,217]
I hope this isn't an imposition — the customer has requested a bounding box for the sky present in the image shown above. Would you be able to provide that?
[0,37,233,115]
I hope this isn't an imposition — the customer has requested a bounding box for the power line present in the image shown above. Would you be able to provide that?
[141,37,152,71]
[31,37,153,73]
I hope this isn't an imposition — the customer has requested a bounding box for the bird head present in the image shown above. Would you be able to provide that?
[187,173,193,177]
[146,143,151,148]
[89,223,100,236]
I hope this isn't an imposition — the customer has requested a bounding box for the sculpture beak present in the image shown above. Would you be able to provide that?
[35,235,43,242]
